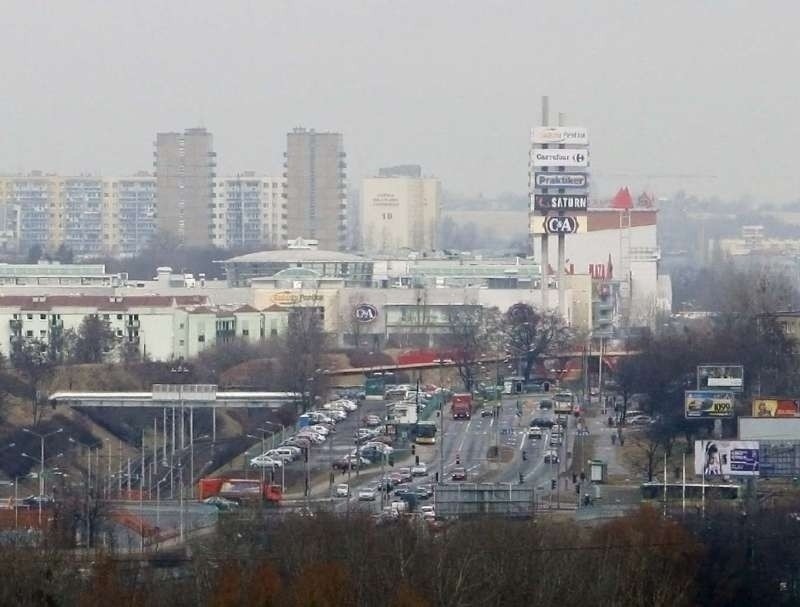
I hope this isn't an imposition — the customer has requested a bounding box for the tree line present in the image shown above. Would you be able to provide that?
[3,505,800,606]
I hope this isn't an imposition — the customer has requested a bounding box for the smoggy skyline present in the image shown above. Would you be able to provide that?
[1,1,799,201]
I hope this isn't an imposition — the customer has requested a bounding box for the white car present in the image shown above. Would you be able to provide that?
[420,505,435,519]
[335,483,350,498]
[326,410,347,421]
[297,431,325,445]
[250,455,283,469]
[528,426,543,439]
[358,487,377,501]
[308,424,331,436]
[411,462,428,476]
[364,442,393,454]
[265,448,296,463]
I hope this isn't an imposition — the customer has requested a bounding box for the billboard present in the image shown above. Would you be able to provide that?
[694,440,759,477]
[739,417,800,440]
[685,390,735,418]
[531,126,589,146]
[531,215,587,235]
[534,194,588,212]
[697,365,744,392]
[752,398,800,417]
[532,149,589,167]
[534,173,588,189]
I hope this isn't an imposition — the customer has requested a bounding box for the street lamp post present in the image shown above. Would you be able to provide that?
[22,427,62,524]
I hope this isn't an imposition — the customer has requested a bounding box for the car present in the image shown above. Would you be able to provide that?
[265,448,297,462]
[326,409,347,421]
[627,415,654,426]
[420,505,435,519]
[543,450,560,464]
[480,407,495,417]
[250,455,283,469]
[332,455,369,470]
[538,400,554,410]
[451,467,467,481]
[308,424,331,436]
[358,488,377,501]
[590,387,600,396]
[393,486,417,501]
[297,431,325,444]
[530,417,555,428]
[335,483,350,498]
[417,484,434,498]
[365,441,394,454]
[556,414,569,427]
[389,472,406,485]
[203,496,240,511]
[397,467,413,483]
[549,435,563,447]
[528,426,543,439]
[411,462,428,476]
[363,414,382,427]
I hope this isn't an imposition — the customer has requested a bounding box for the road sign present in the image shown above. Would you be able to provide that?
[534,173,588,189]
[534,194,588,211]
[531,126,589,145]
[532,149,589,167]
[532,215,587,234]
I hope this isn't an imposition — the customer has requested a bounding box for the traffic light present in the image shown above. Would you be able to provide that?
[415,455,420,466]
[455,454,460,465]
[551,478,557,490]
[412,444,416,455]
[572,473,578,484]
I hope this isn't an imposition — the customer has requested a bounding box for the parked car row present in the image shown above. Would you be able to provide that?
[251,398,360,469]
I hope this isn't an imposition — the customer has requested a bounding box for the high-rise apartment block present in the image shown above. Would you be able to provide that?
[212,173,286,250]
[154,127,216,247]
[110,173,157,257]
[361,166,440,254]
[284,128,347,251]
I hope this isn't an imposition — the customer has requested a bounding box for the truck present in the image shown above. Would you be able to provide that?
[198,477,282,504]
[451,393,473,420]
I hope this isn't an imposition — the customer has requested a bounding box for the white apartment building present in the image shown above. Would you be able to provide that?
[0,295,276,362]
[361,169,440,254]
[212,174,285,250]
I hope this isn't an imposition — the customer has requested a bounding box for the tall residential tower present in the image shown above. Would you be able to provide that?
[154,127,216,246]
[284,128,347,250]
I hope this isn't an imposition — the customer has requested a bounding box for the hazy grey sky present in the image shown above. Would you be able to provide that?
[2,1,798,201]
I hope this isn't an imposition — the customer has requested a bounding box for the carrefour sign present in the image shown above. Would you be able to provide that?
[353,303,378,323]
[532,149,589,167]
[531,215,587,235]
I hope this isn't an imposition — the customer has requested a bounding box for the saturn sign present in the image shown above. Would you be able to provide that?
[353,303,378,323]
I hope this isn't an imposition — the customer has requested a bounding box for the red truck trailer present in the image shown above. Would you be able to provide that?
[198,478,282,504]
[451,393,473,420]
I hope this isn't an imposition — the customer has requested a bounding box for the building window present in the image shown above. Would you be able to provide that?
[39,330,46,338]
[26,314,32,320]
[198,335,205,343]
[40,314,46,320]
[26,330,33,337]
[242,329,249,336]
[117,314,123,320]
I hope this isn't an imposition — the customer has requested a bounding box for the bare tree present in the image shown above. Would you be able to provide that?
[503,302,569,382]
[280,307,328,409]
[10,339,53,424]
[444,306,499,392]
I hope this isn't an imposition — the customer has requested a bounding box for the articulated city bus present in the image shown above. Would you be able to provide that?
[415,421,438,445]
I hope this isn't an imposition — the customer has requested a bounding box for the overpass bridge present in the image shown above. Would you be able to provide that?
[49,384,301,409]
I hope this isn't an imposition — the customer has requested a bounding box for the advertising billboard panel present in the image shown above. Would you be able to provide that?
[752,398,800,417]
[739,417,800,440]
[531,126,589,145]
[531,215,587,235]
[694,440,759,477]
[534,194,588,212]
[534,173,588,189]
[532,149,589,167]
[697,365,744,392]
[685,390,735,418]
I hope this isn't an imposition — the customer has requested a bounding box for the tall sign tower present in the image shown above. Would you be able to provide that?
[529,96,590,318]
